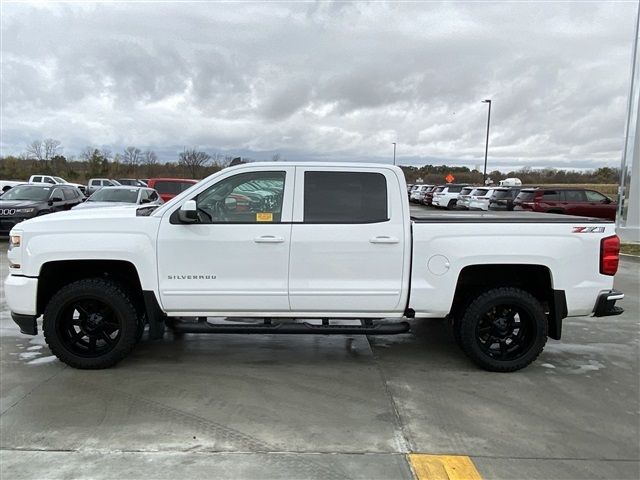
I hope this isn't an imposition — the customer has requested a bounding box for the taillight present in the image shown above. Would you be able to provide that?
[600,235,620,276]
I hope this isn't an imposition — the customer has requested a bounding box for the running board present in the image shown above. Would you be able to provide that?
[169,320,410,335]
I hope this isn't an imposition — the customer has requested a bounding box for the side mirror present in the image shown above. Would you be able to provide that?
[224,196,238,211]
[604,197,612,204]
[178,199,198,223]
[49,196,63,205]
[140,197,151,204]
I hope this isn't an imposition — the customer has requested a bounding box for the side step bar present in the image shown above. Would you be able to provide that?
[169,320,411,335]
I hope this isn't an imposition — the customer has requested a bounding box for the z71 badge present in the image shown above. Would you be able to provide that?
[572,226,605,233]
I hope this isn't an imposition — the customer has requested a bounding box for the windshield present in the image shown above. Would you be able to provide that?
[53,176,66,183]
[88,188,139,203]
[1,185,52,201]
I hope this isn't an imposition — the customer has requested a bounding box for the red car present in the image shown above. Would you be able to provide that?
[513,188,617,220]
[146,178,198,203]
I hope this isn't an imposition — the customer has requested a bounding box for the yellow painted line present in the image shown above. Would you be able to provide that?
[408,454,483,480]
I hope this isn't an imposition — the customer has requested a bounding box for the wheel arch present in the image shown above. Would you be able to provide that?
[37,260,144,316]
[449,263,566,340]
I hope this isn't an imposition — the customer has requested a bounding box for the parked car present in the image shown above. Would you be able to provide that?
[86,178,121,196]
[498,177,522,187]
[146,178,198,202]
[5,162,624,373]
[431,184,469,209]
[0,183,84,235]
[422,185,440,206]
[116,178,148,187]
[409,184,431,203]
[513,188,617,220]
[73,186,163,210]
[468,187,496,211]
[453,187,476,210]
[489,187,522,211]
[29,174,86,195]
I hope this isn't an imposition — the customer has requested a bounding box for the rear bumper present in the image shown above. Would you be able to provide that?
[593,290,625,317]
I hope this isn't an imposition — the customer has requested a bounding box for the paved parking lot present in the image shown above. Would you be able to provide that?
[1,230,638,479]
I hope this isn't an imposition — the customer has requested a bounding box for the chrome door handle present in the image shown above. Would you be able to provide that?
[370,236,399,244]
[254,235,285,243]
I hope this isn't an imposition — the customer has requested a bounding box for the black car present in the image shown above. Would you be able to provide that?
[0,184,84,235]
[488,187,521,211]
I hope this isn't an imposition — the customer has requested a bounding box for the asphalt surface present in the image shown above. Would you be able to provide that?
[1,214,638,479]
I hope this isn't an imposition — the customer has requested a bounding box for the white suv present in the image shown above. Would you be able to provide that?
[410,184,432,203]
[29,175,86,195]
[431,184,469,209]
[468,187,496,211]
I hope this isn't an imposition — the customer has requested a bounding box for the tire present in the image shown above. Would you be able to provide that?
[458,287,547,372]
[43,278,139,369]
[447,200,457,210]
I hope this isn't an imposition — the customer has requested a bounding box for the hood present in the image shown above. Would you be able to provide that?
[73,201,135,210]
[0,199,42,208]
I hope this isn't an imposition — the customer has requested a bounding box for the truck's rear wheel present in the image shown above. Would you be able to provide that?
[43,278,139,369]
[458,287,547,372]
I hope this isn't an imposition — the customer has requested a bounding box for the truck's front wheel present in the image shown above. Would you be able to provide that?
[457,287,547,372]
[43,278,139,369]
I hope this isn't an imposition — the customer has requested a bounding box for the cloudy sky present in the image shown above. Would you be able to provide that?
[1,1,637,170]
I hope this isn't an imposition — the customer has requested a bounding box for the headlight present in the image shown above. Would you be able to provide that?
[15,208,36,215]
[9,234,21,248]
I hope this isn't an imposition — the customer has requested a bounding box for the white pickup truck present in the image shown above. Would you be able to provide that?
[5,163,624,372]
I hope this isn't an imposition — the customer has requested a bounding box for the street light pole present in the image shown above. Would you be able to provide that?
[392,142,397,165]
[482,99,492,185]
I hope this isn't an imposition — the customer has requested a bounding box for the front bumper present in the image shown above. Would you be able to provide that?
[593,289,625,317]
[5,274,38,315]
[0,217,29,235]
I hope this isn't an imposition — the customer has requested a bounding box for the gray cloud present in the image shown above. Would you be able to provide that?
[0,1,636,170]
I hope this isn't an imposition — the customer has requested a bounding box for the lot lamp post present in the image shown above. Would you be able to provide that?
[482,99,492,185]
[392,142,397,166]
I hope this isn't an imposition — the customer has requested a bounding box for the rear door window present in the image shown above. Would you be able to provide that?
[564,190,587,202]
[516,191,536,201]
[447,186,463,193]
[32,176,42,182]
[62,188,76,200]
[542,191,559,201]
[303,171,387,223]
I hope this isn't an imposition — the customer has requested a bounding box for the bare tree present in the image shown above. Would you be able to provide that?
[271,153,281,162]
[141,150,158,176]
[25,139,62,170]
[178,148,211,178]
[122,146,142,169]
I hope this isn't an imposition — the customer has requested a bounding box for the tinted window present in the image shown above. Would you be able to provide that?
[493,189,518,199]
[434,186,445,193]
[304,171,387,223]
[447,186,464,193]
[44,177,56,184]
[542,190,559,201]
[585,190,607,202]
[155,181,195,195]
[32,176,42,182]
[196,171,285,223]
[51,188,63,200]
[90,180,100,186]
[62,188,76,200]
[149,190,159,201]
[472,188,489,196]
[516,191,536,202]
[460,187,474,195]
[564,190,586,202]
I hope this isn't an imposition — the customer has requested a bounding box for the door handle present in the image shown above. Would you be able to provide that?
[254,235,285,244]
[370,236,399,244]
